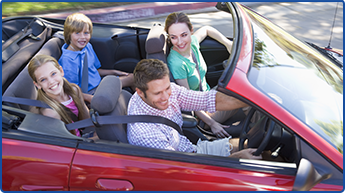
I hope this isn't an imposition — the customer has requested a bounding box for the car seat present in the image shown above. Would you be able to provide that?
[145,23,176,82]
[2,19,53,93]
[3,37,64,113]
[90,75,132,143]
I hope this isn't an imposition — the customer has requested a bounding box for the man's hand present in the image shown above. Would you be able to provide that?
[229,148,262,160]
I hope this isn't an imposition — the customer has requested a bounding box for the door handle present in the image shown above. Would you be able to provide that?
[96,179,134,191]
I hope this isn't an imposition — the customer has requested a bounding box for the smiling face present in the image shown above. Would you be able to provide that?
[69,24,91,51]
[168,22,193,55]
[136,75,172,111]
[33,61,65,99]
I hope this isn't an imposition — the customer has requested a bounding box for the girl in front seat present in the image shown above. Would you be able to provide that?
[28,54,95,139]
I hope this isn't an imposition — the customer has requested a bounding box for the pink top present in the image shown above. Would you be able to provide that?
[61,96,81,137]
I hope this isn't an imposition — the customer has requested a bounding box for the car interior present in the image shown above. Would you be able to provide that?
[3,4,343,189]
[2,16,300,165]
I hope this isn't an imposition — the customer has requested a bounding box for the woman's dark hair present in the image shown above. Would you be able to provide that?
[164,12,193,34]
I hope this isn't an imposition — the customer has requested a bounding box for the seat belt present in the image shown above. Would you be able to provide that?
[2,96,183,135]
[2,96,51,109]
[81,52,89,93]
[191,51,203,91]
[66,110,182,135]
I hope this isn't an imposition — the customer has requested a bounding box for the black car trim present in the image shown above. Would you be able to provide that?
[306,41,343,69]
[297,138,343,186]
[2,105,89,142]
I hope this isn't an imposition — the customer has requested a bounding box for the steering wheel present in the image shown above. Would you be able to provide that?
[238,108,276,156]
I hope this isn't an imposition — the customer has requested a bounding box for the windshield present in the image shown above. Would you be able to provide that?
[245,8,343,154]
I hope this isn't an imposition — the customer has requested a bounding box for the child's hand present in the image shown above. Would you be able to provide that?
[114,70,129,76]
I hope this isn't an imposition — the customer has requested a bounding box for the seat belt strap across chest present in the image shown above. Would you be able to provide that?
[81,52,89,93]
[2,96,183,135]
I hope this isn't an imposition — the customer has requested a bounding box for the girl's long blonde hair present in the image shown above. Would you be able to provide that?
[28,55,87,125]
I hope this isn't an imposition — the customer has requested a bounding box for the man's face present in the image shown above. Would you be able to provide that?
[137,75,172,110]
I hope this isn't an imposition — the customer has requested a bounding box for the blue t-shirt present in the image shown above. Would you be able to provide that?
[167,35,210,91]
[58,43,101,92]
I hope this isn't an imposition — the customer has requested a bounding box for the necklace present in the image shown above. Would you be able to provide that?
[69,45,78,51]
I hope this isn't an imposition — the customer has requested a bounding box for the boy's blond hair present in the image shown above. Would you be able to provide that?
[63,13,93,45]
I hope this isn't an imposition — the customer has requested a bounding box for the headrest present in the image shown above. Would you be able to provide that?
[145,23,166,54]
[91,75,122,114]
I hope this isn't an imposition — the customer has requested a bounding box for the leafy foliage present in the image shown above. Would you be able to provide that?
[2,2,137,17]
[316,120,343,154]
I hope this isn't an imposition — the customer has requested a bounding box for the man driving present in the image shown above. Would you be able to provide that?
[127,59,261,159]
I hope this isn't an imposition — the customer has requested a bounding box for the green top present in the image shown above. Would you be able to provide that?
[167,35,210,91]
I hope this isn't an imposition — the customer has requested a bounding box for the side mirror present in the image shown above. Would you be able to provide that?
[292,158,332,191]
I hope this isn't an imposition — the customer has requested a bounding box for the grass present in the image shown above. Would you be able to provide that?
[2,2,137,17]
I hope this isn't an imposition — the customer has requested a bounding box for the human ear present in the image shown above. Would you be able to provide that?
[59,66,64,76]
[136,88,145,99]
[33,81,41,90]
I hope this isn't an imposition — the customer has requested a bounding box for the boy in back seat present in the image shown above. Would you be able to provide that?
[58,12,134,103]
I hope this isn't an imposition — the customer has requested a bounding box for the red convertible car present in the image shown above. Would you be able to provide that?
[2,2,343,191]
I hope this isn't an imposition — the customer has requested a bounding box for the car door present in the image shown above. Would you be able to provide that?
[2,131,78,191]
[69,140,299,191]
[2,108,80,191]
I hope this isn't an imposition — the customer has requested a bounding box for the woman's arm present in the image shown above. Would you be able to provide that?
[176,78,230,138]
[194,111,230,138]
[194,26,233,54]
[175,79,190,89]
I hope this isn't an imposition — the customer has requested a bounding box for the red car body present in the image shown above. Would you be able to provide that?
[2,2,343,191]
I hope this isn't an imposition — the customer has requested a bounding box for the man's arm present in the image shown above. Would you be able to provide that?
[215,92,248,111]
